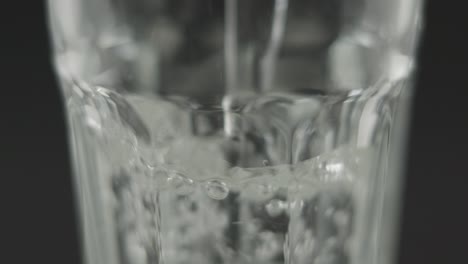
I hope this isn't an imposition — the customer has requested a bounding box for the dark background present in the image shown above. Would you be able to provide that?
[2,1,467,263]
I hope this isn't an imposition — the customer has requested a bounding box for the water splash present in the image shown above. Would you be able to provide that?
[261,0,289,91]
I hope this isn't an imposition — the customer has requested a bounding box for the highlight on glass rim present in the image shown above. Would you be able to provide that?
[47,0,423,263]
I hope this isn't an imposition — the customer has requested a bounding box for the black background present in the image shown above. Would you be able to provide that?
[2,1,467,263]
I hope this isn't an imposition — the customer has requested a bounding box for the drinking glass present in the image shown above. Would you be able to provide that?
[47,1,423,264]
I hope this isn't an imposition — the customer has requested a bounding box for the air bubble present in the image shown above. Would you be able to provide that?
[265,199,285,217]
[167,172,194,195]
[204,179,229,200]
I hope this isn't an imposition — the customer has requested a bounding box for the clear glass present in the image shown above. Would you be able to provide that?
[47,1,423,264]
